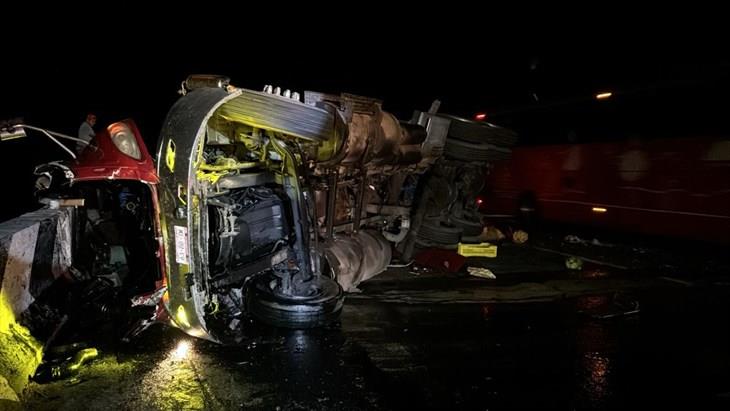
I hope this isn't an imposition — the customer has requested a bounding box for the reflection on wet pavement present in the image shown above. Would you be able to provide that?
[22,280,730,410]
[580,352,611,407]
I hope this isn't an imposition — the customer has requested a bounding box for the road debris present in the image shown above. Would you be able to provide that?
[467,267,497,279]
[414,248,466,273]
[512,230,529,244]
[565,256,584,270]
[33,348,99,383]
[458,242,498,258]
[480,226,506,242]
[564,235,614,247]
[531,246,629,270]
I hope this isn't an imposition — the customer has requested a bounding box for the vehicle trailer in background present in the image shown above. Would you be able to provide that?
[483,137,730,243]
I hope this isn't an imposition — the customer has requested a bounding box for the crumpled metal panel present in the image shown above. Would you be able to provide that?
[156,87,231,341]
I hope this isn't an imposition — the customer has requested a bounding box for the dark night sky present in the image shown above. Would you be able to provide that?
[2,20,729,220]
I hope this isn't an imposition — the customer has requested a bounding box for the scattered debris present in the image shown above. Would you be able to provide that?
[33,348,99,383]
[467,267,497,279]
[408,265,430,276]
[531,246,629,270]
[580,268,609,278]
[388,260,414,268]
[564,234,614,247]
[564,235,583,244]
[480,226,506,242]
[590,238,613,247]
[414,248,466,273]
[512,230,529,244]
[565,256,584,270]
[458,242,498,258]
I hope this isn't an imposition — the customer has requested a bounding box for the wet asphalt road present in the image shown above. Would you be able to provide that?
[22,252,730,410]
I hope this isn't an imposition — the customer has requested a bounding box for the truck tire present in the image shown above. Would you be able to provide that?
[417,219,463,245]
[451,215,483,237]
[247,274,344,329]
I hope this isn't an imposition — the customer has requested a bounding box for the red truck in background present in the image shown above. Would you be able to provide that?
[483,137,730,244]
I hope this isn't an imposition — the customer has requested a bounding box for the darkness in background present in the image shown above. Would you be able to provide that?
[2,27,729,221]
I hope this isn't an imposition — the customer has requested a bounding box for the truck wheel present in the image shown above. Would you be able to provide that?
[417,219,463,245]
[247,274,344,329]
[451,215,483,237]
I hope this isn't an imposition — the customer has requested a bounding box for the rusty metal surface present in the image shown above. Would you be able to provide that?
[324,230,391,292]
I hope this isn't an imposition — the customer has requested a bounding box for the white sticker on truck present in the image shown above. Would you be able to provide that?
[174,225,189,265]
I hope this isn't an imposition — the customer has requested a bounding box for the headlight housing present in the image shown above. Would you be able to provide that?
[109,123,141,160]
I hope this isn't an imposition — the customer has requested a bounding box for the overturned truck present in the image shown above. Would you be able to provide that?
[28,75,515,343]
